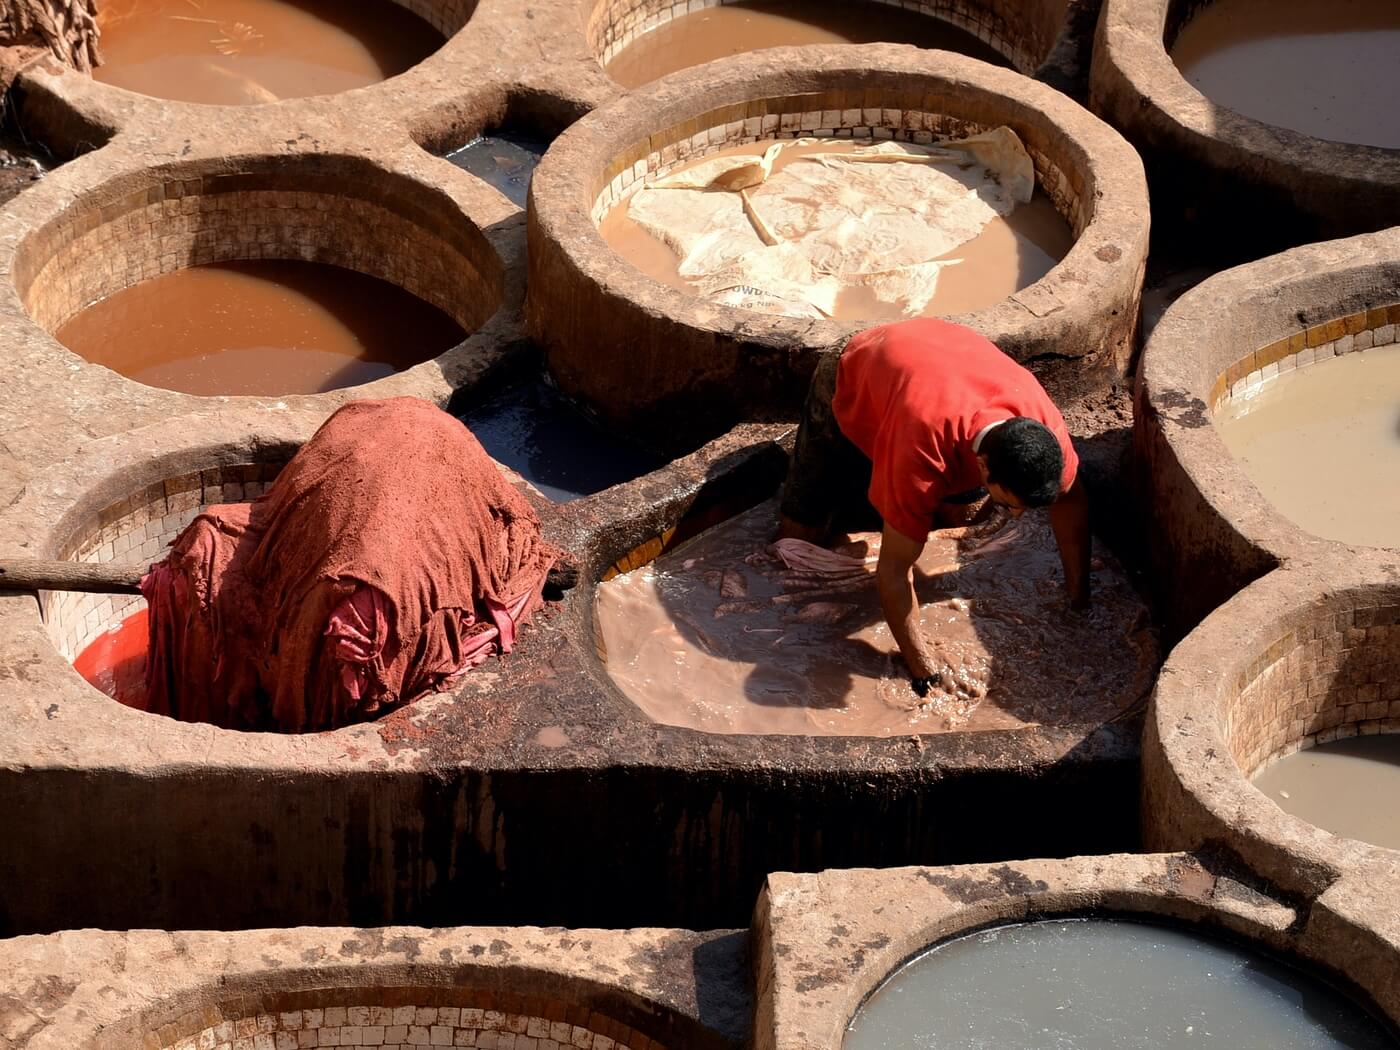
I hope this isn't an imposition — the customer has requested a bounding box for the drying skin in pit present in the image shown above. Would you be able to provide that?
[1172,0,1400,149]
[599,134,1072,322]
[1214,345,1400,549]
[92,0,443,105]
[594,500,1157,736]
[56,260,466,397]
[1254,735,1400,850]
[603,0,1008,88]
[844,919,1396,1049]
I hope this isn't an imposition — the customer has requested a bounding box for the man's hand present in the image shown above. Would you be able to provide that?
[1048,476,1091,610]
[876,522,941,681]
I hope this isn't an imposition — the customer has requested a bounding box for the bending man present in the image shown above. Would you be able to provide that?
[778,317,1090,698]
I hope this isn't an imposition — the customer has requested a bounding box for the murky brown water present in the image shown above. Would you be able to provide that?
[599,138,1073,320]
[1214,346,1400,549]
[57,260,466,396]
[595,500,1157,736]
[93,0,443,105]
[603,0,1009,88]
[1253,735,1400,850]
[1172,0,1400,148]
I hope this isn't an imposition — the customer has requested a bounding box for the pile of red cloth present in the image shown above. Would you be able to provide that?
[139,398,559,732]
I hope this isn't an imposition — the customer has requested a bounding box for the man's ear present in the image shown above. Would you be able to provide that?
[976,454,991,484]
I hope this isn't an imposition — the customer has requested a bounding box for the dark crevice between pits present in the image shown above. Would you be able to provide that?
[448,346,667,503]
[0,79,97,207]
[421,89,585,208]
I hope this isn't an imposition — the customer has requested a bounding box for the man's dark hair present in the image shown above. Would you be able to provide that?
[979,417,1063,508]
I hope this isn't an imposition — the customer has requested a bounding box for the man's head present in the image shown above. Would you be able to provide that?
[976,418,1063,515]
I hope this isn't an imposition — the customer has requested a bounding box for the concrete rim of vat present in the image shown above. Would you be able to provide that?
[1133,227,1400,636]
[583,0,1099,96]
[1090,0,1400,255]
[751,853,1400,1050]
[1,144,520,408]
[0,924,746,1050]
[1143,557,1400,902]
[0,416,1146,935]
[526,43,1149,440]
[6,0,484,143]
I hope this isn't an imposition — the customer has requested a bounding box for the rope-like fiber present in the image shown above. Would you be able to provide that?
[0,0,101,72]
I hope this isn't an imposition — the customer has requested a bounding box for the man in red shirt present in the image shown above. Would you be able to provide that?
[778,318,1090,699]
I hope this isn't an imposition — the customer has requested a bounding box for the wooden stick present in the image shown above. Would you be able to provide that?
[0,559,146,594]
[0,558,583,596]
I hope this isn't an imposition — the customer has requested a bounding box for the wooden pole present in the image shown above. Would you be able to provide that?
[0,558,581,596]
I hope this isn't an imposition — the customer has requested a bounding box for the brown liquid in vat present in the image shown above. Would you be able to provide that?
[599,139,1074,320]
[56,260,466,397]
[1253,735,1400,850]
[1171,0,1400,149]
[93,0,444,106]
[603,0,1010,88]
[594,500,1158,736]
[1215,346,1400,550]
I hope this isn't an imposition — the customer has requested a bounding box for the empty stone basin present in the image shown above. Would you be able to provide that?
[12,155,500,397]
[528,45,1148,440]
[90,0,454,106]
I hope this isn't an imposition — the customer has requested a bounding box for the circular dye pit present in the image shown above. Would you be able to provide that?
[601,0,1008,88]
[1144,562,1400,891]
[594,499,1157,735]
[844,918,1395,1049]
[1254,735,1400,851]
[1213,343,1400,550]
[1171,0,1400,149]
[92,0,447,105]
[57,260,465,396]
[599,134,1073,321]
[529,47,1149,434]
[14,158,500,398]
[133,986,679,1050]
[43,458,287,721]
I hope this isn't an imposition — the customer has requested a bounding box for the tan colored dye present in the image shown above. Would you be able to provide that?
[603,0,1009,88]
[1172,0,1400,149]
[56,260,466,397]
[1253,735,1400,850]
[599,139,1073,320]
[1215,346,1400,549]
[594,500,1157,736]
[93,0,444,106]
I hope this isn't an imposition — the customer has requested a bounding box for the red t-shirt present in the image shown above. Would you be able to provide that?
[831,318,1078,541]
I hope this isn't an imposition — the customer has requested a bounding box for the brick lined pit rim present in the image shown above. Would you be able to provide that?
[753,854,1400,1050]
[1142,557,1400,902]
[527,44,1149,441]
[1133,228,1400,636]
[8,150,507,402]
[1090,0,1400,258]
[584,0,1097,94]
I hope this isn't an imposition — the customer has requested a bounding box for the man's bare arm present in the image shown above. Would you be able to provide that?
[876,523,940,681]
[1048,476,1091,609]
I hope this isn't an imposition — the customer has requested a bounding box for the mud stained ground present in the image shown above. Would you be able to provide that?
[595,499,1158,736]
